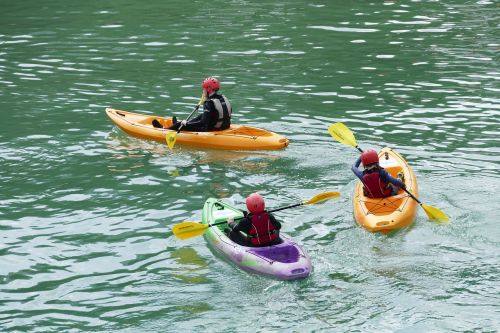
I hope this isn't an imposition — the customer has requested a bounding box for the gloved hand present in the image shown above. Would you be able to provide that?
[180,120,187,126]
[227,218,236,229]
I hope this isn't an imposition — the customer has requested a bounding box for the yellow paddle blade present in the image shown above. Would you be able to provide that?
[328,122,358,148]
[303,191,341,205]
[166,131,177,150]
[421,204,449,223]
[172,221,209,240]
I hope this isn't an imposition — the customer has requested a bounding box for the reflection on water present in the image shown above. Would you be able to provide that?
[169,247,210,285]
[170,247,208,268]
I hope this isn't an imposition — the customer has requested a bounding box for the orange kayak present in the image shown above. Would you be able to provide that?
[105,108,289,150]
[353,147,418,233]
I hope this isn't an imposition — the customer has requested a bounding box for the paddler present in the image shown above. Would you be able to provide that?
[352,149,406,198]
[154,77,232,131]
[225,193,282,247]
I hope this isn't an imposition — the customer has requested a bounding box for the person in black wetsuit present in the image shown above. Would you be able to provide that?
[225,193,282,247]
[167,77,232,132]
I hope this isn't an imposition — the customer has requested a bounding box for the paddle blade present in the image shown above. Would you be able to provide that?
[166,131,177,150]
[421,204,449,223]
[304,191,341,205]
[328,122,358,148]
[172,221,208,240]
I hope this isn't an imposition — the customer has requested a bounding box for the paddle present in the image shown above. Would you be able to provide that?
[328,122,363,153]
[166,93,206,150]
[172,191,341,240]
[328,122,449,223]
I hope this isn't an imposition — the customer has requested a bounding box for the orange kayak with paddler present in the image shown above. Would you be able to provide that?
[353,147,418,233]
[105,108,289,150]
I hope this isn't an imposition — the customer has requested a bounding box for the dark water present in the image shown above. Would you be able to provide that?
[1,1,499,332]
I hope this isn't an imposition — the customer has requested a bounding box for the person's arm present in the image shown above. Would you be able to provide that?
[231,215,251,234]
[381,169,405,188]
[269,213,281,230]
[351,157,363,181]
[183,110,210,131]
[179,100,215,131]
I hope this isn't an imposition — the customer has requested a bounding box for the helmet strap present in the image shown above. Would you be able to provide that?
[365,164,377,170]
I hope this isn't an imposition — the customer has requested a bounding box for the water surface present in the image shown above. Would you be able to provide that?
[1,1,499,332]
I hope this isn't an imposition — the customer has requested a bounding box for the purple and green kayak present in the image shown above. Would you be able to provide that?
[202,198,311,280]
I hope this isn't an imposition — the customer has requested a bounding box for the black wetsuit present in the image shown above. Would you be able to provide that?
[168,92,232,132]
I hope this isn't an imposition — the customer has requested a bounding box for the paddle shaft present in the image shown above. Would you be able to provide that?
[402,187,422,205]
[206,203,305,229]
[268,202,304,213]
[176,102,202,134]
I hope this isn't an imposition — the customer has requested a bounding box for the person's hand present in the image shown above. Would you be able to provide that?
[227,218,236,229]
[180,120,187,126]
[401,184,406,189]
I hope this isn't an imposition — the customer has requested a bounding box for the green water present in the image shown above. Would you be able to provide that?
[1,1,499,332]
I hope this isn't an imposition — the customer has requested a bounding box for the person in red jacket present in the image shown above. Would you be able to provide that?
[225,193,282,247]
[351,149,406,198]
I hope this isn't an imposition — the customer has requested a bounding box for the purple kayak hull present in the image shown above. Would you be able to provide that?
[202,198,311,280]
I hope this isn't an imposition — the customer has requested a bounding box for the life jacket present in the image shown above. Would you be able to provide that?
[207,94,231,130]
[362,168,392,198]
[248,212,278,246]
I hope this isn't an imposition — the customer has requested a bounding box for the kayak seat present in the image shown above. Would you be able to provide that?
[384,165,406,195]
[248,241,298,263]
[385,165,403,179]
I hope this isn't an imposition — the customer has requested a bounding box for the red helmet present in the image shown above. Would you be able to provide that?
[361,149,379,166]
[201,77,220,94]
[246,193,265,214]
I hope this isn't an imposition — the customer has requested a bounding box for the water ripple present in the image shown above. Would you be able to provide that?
[1,1,499,332]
